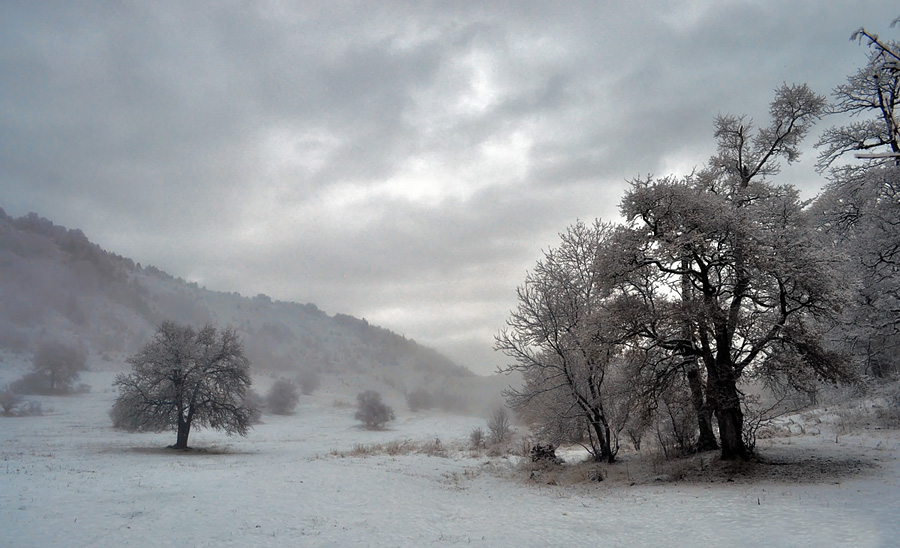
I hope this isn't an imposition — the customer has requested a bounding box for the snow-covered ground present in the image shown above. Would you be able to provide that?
[2,371,899,547]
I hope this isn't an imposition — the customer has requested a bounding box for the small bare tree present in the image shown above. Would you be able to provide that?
[355,390,394,429]
[496,220,626,463]
[13,340,88,395]
[266,379,300,415]
[487,406,513,445]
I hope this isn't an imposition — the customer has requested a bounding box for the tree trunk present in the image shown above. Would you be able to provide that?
[680,257,718,451]
[714,379,748,460]
[704,349,748,460]
[717,407,746,460]
[687,365,719,451]
[173,418,191,449]
[589,410,615,463]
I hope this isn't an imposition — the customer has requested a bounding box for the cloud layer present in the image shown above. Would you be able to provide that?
[2,1,896,373]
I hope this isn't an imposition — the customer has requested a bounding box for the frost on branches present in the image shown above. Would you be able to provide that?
[814,27,900,378]
[498,85,857,462]
[111,321,254,449]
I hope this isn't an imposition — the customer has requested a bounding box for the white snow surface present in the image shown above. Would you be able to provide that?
[2,371,899,547]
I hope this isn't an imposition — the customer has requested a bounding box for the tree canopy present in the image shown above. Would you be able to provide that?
[498,84,859,461]
[112,321,254,449]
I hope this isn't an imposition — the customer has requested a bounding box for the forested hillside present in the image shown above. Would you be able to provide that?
[0,208,502,410]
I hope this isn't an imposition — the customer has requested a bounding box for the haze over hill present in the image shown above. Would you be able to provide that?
[0,207,508,412]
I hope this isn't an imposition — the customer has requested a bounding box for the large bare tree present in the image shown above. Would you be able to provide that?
[112,321,254,449]
[814,24,900,377]
[616,84,854,460]
[496,220,628,462]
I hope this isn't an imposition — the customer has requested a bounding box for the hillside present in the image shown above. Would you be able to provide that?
[0,207,506,411]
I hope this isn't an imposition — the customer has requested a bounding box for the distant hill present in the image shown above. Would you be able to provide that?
[0,207,508,412]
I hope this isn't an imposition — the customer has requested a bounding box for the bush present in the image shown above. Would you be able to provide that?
[1,388,43,417]
[13,340,88,395]
[487,406,513,445]
[109,397,143,430]
[242,388,264,424]
[655,389,698,459]
[266,379,300,415]
[0,387,23,416]
[298,369,321,396]
[355,390,395,429]
[469,426,486,449]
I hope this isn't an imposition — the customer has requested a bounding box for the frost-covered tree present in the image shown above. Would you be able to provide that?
[616,84,854,460]
[14,340,88,395]
[814,164,900,377]
[487,406,513,445]
[814,24,900,377]
[496,220,627,462]
[354,390,394,429]
[266,379,299,415]
[112,321,254,449]
[816,55,900,167]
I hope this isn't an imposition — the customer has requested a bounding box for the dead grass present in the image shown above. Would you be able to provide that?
[516,442,879,487]
[328,436,522,460]
[330,437,454,458]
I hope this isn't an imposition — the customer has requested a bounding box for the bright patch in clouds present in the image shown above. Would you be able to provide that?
[456,48,501,115]
[378,131,532,206]
[259,126,342,179]
[659,148,707,178]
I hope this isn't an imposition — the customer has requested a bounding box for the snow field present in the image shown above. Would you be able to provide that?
[2,371,899,547]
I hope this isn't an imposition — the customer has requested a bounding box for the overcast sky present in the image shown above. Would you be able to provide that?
[1,1,896,374]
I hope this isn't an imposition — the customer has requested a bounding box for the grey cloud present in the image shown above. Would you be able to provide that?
[2,1,897,373]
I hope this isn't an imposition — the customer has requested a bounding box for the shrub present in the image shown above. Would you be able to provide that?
[298,369,321,396]
[654,388,698,459]
[13,340,88,395]
[266,379,300,415]
[242,388,264,424]
[1,388,43,418]
[355,390,395,429]
[0,387,23,416]
[530,444,564,465]
[487,406,513,445]
[469,426,486,449]
[422,437,446,457]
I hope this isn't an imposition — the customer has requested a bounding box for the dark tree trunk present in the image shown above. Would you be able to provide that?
[714,378,748,460]
[704,349,748,461]
[717,406,746,460]
[589,410,615,464]
[687,365,719,451]
[173,418,191,449]
[171,372,191,449]
[680,258,718,452]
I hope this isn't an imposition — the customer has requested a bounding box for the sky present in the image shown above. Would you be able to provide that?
[1,1,897,375]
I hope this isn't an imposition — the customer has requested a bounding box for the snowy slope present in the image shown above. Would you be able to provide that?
[2,370,899,547]
[0,209,510,413]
